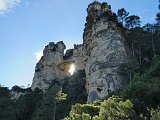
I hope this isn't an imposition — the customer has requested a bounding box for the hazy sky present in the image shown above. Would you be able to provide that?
[0,0,159,88]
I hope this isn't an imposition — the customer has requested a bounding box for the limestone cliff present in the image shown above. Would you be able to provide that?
[31,42,85,91]
[84,2,127,103]
[31,1,128,103]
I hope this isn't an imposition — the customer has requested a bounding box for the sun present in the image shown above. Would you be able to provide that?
[68,64,75,75]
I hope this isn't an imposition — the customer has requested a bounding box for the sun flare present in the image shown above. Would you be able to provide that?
[69,64,75,75]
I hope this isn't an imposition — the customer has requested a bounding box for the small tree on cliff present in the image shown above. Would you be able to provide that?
[117,8,129,25]
[156,0,160,24]
[125,15,141,29]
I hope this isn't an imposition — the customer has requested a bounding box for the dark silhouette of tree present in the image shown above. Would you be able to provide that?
[156,13,160,23]
[143,23,156,56]
[125,15,141,29]
[156,0,160,30]
[0,86,16,120]
[117,8,129,25]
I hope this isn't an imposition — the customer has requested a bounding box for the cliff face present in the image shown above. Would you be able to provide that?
[31,42,85,91]
[31,42,66,91]
[31,1,128,103]
[85,19,127,103]
[84,2,127,103]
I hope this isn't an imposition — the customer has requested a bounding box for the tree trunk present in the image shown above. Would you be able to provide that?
[151,36,155,56]
[139,48,142,66]
[131,41,135,60]
[151,26,155,56]
[129,73,132,83]
[53,101,56,120]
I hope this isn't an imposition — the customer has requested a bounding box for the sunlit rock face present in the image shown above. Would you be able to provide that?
[84,2,127,103]
[31,42,85,91]
[31,41,66,91]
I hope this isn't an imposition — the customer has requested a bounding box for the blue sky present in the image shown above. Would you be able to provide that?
[0,0,159,88]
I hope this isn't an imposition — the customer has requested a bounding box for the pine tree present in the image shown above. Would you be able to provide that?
[117,8,129,25]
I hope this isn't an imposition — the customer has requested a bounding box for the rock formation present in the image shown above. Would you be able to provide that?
[31,1,128,103]
[11,85,31,100]
[31,41,66,91]
[84,2,127,103]
[31,42,85,91]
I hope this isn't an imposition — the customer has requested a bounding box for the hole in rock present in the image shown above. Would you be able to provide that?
[97,87,103,93]
[68,64,75,75]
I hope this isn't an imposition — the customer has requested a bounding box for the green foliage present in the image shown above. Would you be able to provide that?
[0,86,45,120]
[117,8,129,25]
[125,15,141,29]
[149,55,160,77]
[118,60,140,84]
[125,26,160,67]
[122,55,160,117]
[97,96,137,120]
[64,96,138,120]
[31,83,62,120]
[56,70,87,120]
[64,103,99,120]
[56,91,67,102]
[0,87,16,120]
[15,88,43,120]
[150,108,160,120]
